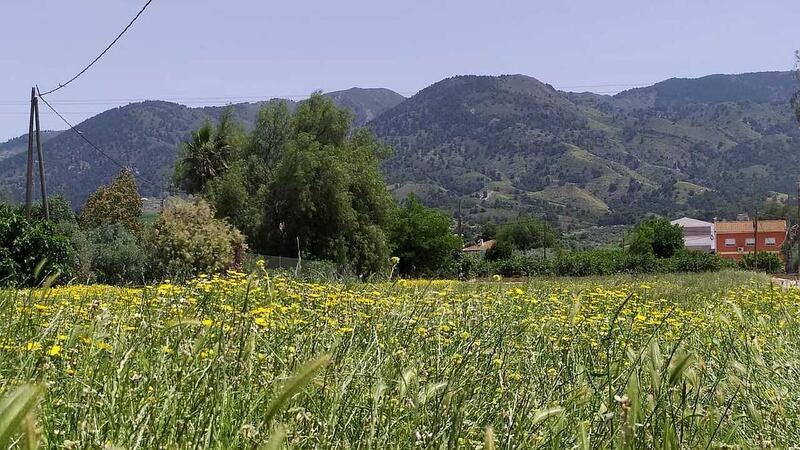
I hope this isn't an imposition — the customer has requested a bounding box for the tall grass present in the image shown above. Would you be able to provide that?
[0,270,797,448]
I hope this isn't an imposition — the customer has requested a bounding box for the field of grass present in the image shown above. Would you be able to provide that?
[1,270,799,448]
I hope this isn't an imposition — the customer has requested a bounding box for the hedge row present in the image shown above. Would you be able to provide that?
[460,248,735,279]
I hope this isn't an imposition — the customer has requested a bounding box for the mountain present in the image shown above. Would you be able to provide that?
[373,71,800,227]
[0,131,62,161]
[0,73,798,228]
[324,87,406,125]
[0,87,404,206]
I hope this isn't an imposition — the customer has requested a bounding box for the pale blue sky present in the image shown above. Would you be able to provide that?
[1,0,798,140]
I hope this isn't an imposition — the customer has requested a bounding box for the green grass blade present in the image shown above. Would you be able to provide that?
[577,421,589,450]
[532,406,564,426]
[0,384,44,449]
[264,354,331,424]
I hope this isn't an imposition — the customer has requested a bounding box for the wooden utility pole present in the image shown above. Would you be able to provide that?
[753,211,758,270]
[457,198,463,237]
[25,88,35,218]
[33,94,49,220]
[24,87,49,220]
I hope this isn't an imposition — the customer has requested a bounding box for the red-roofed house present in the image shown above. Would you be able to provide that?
[714,219,787,261]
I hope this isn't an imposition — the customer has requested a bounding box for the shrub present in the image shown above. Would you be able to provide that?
[458,253,492,279]
[739,252,783,274]
[54,222,94,282]
[80,169,143,234]
[150,199,246,279]
[88,224,150,284]
[0,205,73,286]
[669,250,724,273]
[485,239,513,261]
[629,218,684,258]
[553,249,626,277]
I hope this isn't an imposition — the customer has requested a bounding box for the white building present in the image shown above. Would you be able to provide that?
[670,217,715,253]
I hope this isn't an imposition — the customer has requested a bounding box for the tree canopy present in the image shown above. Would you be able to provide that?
[79,169,143,234]
[388,194,462,276]
[176,93,396,275]
[629,218,684,258]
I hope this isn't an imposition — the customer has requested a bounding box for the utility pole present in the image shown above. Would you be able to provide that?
[457,198,463,237]
[753,209,758,271]
[33,93,49,220]
[24,87,49,220]
[25,88,35,219]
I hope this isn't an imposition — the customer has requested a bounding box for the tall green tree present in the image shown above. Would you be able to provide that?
[260,96,394,274]
[177,94,396,275]
[388,194,462,276]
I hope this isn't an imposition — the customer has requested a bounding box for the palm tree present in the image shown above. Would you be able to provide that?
[175,110,234,194]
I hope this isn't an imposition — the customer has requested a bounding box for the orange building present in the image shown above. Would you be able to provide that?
[714,219,787,260]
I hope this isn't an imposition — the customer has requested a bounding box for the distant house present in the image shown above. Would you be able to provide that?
[714,219,787,260]
[463,239,496,254]
[671,217,715,253]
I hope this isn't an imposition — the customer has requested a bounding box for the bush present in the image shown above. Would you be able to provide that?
[458,253,493,279]
[485,248,723,279]
[739,252,783,274]
[0,205,73,286]
[88,224,150,284]
[150,199,246,279]
[668,250,724,273]
[485,240,513,261]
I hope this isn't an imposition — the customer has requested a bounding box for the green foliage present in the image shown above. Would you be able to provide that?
[739,252,783,274]
[79,169,143,234]
[460,247,727,279]
[150,199,246,279]
[88,224,150,284]
[481,222,497,240]
[174,110,239,195]
[0,205,73,286]
[458,253,492,279]
[495,216,559,252]
[388,194,462,276]
[30,195,75,224]
[629,218,684,258]
[179,94,396,276]
[485,239,513,261]
[668,250,724,273]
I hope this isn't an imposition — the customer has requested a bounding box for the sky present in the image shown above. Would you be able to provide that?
[1,0,798,140]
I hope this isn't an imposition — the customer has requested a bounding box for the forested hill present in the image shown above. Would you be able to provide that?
[0,71,798,227]
[0,88,405,206]
[372,70,800,227]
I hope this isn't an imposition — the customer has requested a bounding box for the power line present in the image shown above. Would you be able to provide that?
[36,88,162,190]
[38,0,155,97]
[0,91,423,106]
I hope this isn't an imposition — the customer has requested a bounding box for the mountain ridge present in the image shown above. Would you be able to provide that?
[0,71,797,227]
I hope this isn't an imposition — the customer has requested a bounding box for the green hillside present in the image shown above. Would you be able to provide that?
[0,88,404,206]
[1,71,798,227]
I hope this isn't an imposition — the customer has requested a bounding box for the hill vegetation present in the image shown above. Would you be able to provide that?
[0,70,798,229]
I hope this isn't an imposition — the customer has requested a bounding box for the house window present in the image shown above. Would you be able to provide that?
[765,237,777,246]
[745,238,755,246]
[724,238,736,247]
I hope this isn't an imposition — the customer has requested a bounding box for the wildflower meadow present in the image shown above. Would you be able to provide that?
[0,270,798,448]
